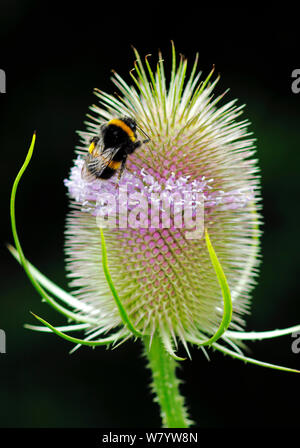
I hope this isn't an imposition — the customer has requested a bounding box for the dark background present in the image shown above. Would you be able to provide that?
[1,2,300,428]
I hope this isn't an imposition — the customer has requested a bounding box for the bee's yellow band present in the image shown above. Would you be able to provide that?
[108,160,121,170]
[88,141,96,154]
[108,119,136,142]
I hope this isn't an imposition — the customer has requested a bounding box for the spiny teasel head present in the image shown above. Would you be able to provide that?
[64,45,261,358]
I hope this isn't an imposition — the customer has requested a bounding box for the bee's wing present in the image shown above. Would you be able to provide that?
[81,157,100,182]
[81,146,122,181]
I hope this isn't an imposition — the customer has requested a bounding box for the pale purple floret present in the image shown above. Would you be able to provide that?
[65,156,255,221]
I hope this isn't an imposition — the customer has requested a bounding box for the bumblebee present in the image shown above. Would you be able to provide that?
[81,117,149,181]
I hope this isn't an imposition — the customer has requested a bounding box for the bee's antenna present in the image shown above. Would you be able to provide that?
[136,124,151,143]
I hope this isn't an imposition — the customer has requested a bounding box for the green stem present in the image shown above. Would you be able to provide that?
[144,334,191,428]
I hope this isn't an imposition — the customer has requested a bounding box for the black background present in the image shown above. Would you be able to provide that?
[1,2,300,428]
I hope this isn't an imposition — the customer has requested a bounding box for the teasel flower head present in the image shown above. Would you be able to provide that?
[10,46,300,417]
[62,45,262,359]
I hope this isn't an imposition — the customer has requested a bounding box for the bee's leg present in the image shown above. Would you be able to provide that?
[115,159,127,186]
[127,141,142,155]
[136,138,150,147]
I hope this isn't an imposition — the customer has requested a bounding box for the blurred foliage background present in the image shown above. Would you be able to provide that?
[1,3,300,428]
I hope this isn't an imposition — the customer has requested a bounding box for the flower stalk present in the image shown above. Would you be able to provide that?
[144,334,191,428]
